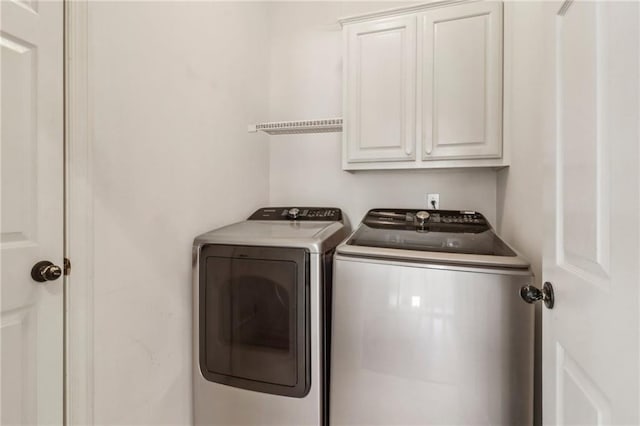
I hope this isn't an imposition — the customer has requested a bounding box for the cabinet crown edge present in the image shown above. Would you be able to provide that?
[338,0,483,26]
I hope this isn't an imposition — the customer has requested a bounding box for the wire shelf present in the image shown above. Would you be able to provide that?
[249,118,343,135]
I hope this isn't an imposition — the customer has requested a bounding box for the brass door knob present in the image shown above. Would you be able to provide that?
[31,261,62,283]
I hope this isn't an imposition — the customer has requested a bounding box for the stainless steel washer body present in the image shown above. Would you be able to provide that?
[330,209,535,426]
[193,207,347,426]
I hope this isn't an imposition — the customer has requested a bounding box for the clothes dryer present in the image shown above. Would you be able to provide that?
[193,207,348,426]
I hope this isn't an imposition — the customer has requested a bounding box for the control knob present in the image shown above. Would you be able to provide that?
[288,208,300,219]
[416,211,430,227]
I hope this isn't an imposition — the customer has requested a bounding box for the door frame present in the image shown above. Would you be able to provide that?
[64,1,94,424]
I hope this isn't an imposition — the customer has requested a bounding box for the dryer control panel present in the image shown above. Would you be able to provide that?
[248,207,343,222]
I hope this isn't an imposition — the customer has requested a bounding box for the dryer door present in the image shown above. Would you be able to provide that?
[199,245,310,397]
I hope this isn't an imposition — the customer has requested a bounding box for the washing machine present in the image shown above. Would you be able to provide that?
[331,209,535,426]
[193,207,348,426]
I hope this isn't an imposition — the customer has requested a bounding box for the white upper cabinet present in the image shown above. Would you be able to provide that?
[341,1,506,170]
[420,1,503,161]
[343,16,417,163]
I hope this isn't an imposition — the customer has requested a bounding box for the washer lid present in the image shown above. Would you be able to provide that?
[347,224,516,257]
[194,221,347,253]
[338,209,529,269]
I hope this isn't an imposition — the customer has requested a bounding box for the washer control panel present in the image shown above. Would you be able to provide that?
[363,209,488,232]
[428,211,485,225]
[248,207,343,222]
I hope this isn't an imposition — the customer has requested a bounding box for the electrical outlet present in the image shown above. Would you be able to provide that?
[427,193,440,210]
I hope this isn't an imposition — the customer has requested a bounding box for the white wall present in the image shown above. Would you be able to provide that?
[498,1,544,308]
[497,3,546,424]
[267,2,498,227]
[85,2,544,424]
[88,2,270,424]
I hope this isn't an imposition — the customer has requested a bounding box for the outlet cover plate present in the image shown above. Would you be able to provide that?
[427,193,440,209]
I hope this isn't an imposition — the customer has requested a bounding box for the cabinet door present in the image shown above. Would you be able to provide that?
[344,16,416,163]
[420,2,503,160]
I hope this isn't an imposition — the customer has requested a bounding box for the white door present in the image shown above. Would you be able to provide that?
[543,1,639,424]
[419,1,503,161]
[343,16,416,164]
[1,1,64,424]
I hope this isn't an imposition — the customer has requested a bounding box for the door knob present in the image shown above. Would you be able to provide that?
[520,281,554,309]
[31,260,63,283]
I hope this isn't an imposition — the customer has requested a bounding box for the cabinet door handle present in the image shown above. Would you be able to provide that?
[425,133,433,155]
[405,140,413,156]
